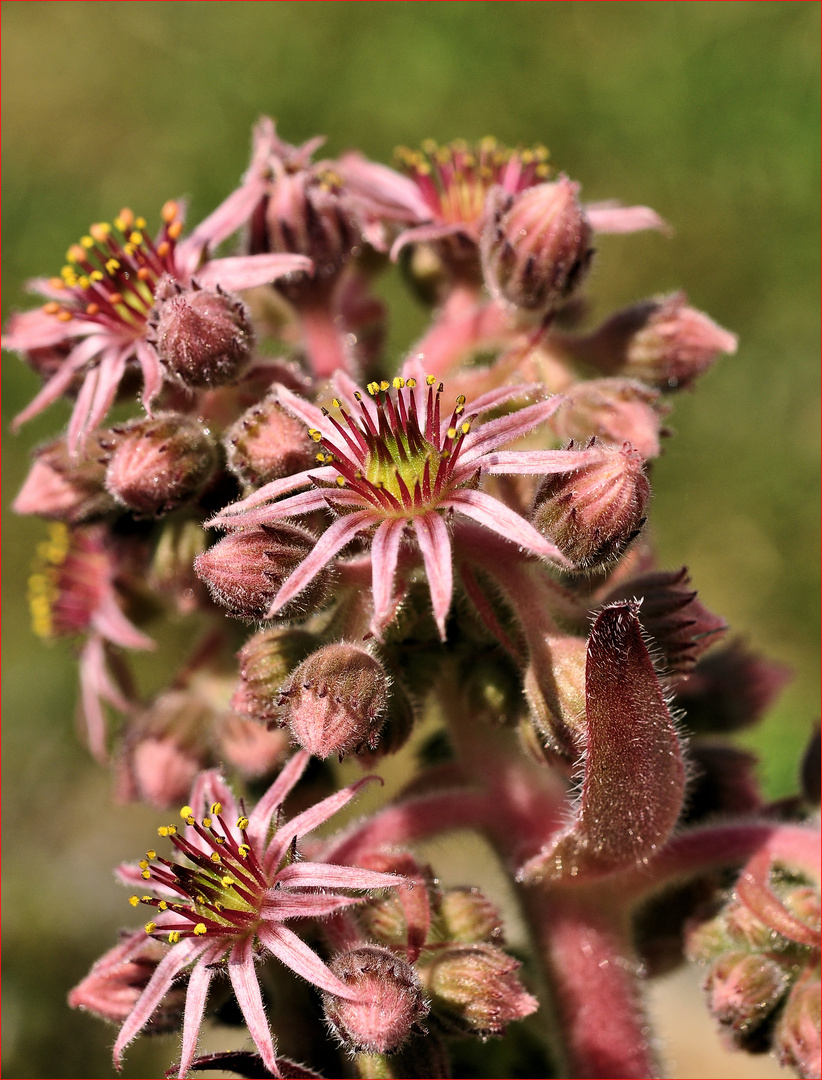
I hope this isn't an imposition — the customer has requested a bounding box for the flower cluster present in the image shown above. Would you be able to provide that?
[7,121,817,1080]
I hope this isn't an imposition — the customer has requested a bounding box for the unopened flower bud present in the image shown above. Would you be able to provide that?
[105,414,217,517]
[704,952,789,1035]
[532,441,650,570]
[550,378,666,460]
[225,395,315,489]
[69,932,186,1030]
[566,292,738,390]
[523,633,588,762]
[603,567,727,673]
[214,712,290,779]
[150,275,253,388]
[148,517,209,615]
[418,943,538,1036]
[194,523,327,620]
[775,967,822,1079]
[14,432,118,523]
[323,946,428,1054]
[277,643,390,758]
[439,887,504,945]
[231,627,317,723]
[481,177,593,314]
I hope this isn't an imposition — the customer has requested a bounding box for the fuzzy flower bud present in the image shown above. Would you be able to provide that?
[417,943,538,1036]
[13,432,118,523]
[147,517,209,615]
[532,440,650,570]
[323,946,428,1055]
[104,414,217,517]
[277,643,390,758]
[775,967,822,1079]
[439,887,504,945]
[481,177,593,314]
[194,523,327,620]
[214,713,290,779]
[704,951,790,1035]
[150,275,253,388]
[231,627,317,723]
[225,394,316,489]
[567,292,738,390]
[523,632,588,762]
[550,378,666,460]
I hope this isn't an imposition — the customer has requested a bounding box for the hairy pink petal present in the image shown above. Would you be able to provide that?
[228,938,280,1077]
[176,956,216,1080]
[262,892,367,920]
[413,512,453,640]
[265,509,376,617]
[445,489,569,564]
[478,446,605,476]
[215,487,334,529]
[247,750,311,843]
[584,201,671,235]
[91,593,155,651]
[390,221,469,261]
[208,465,338,524]
[370,518,406,636]
[521,602,686,882]
[275,862,402,892]
[11,334,105,430]
[135,338,163,413]
[177,178,270,268]
[258,924,358,1000]
[275,383,329,429]
[195,253,312,291]
[458,397,564,466]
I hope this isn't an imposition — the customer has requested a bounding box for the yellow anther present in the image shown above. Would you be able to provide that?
[407,378,417,388]
[157,240,171,258]
[48,277,64,289]
[123,244,135,257]
[214,836,225,845]
[90,223,110,242]
[162,200,179,223]
[221,876,235,887]
[180,805,193,819]
[236,816,249,830]
[157,826,169,837]
[426,375,436,386]
[310,430,322,443]
[335,476,346,487]
[455,405,464,416]
[78,276,90,289]
[367,381,380,395]
[66,244,86,264]
[167,221,183,240]
[117,208,135,230]
[145,922,156,934]
[90,270,104,282]
[441,449,451,459]
[80,236,94,249]
[135,217,147,229]
[238,844,251,859]
[316,452,326,463]
[210,802,222,815]
[142,895,152,903]
[354,470,363,480]
[202,816,212,829]
[331,398,341,408]
[393,377,406,389]
[354,391,363,400]
[139,860,149,871]
[193,923,207,936]
[158,901,168,910]
[456,395,466,406]
[461,421,471,434]
[145,850,156,860]
[447,427,457,439]
[129,231,144,246]
[129,896,140,907]
[141,870,151,880]
[437,382,444,393]
[380,380,390,392]
[168,930,181,943]
[210,852,221,863]
[105,258,120,274]
[43,302,60,315]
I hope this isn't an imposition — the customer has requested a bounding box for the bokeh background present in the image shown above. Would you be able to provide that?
[2,3,819,1077]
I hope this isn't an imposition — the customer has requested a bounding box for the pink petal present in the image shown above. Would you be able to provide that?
[66,364,100,453]
[412,512,453,640]
[177,954,217,1079]
[136,338,163,413]
[177,178,270,267]
[265,509,375,618]
[91,592,155,651]
[213,487,334,529]
[275,862,402,892]
[477,446,605,476]
[208,465,338,526]
[12,333,106,430]
[247,750,311,844]
[336,152,433,222]
[261,893,367,920]
[2,305,83,349]
[189,770,241,827]
[228,938,280,1077]
[275,383,328,430]
[370,518,406,636]
[85,346,129,433]
[458,397,564,467]
[79,636,132,763]
[390,221,471,262]
[258,924,358,1000]
[113,938,207,1066]
[584,201,671,236]
[446,489,570,565]
[196,253,312,291]
[263,776,380,874]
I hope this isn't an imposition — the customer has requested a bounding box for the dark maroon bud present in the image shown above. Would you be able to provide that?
[323,946,428,1055]
[194,523,328,620]
[225,395,315,489]
[14,432,118,523]
[151,274,253,388]
[277,642,390,758]
[417,943,538,1036]
[481,177,594,315]
[532,440,650,570]
[104,414,217,517]
[231,627,317,723]
[603,566,727,673]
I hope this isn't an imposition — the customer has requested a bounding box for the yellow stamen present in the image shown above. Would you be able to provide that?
[89,223,110,242]
[393,377,406,389]
[43,302,60,315]
[129,896,140,907]
[145,922,156,934]
[236,816,249,830]
[426,375,436,386]
[210,852,221,863]
[379,380,390,392]
[167,221,183,240]
[180,805,193,819]
[202,816,212,829]
[105,258,121,274]
[193,924,207,936]
[168,931,181,943]
[162,200,179,223]
[407,377,417,388]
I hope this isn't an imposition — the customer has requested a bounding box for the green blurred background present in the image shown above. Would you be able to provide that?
[2,3,818,1077]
